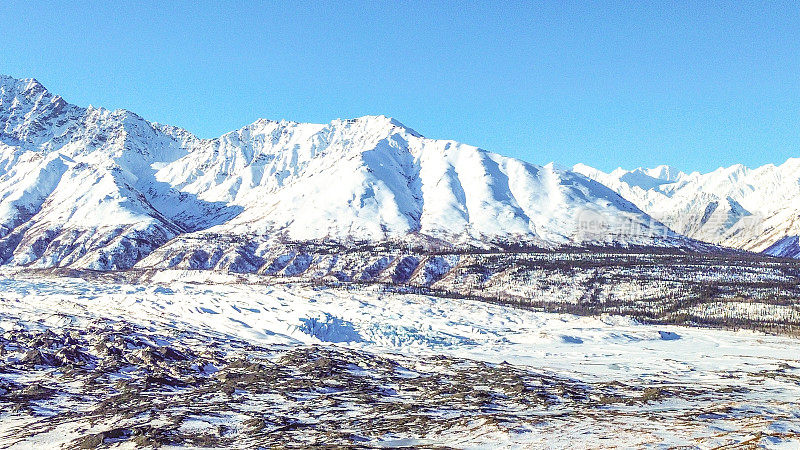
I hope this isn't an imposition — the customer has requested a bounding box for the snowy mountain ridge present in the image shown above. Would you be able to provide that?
[0,75,692,271]
[573,160,800,257]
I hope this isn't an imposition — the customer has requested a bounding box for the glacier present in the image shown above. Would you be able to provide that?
[0,273,798,447]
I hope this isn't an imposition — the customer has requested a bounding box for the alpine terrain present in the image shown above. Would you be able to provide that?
[573,162,800,258]
[0,75,689,272]
[1,75,800,448]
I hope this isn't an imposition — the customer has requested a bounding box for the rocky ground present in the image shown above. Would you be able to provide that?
[2,320,799,448]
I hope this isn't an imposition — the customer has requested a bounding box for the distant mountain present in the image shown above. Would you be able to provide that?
[0,75,694,270]
[574,161,800,257]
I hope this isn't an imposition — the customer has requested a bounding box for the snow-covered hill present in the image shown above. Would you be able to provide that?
[573,161,800,257]
[0,75,688,270]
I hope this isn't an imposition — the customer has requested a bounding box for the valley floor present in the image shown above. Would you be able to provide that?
[0,271,798,448]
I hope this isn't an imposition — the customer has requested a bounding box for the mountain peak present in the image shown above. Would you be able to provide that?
[330,115,419,136]
[0,75,49,98]
[352,114,402,126]
[643,165,684,181]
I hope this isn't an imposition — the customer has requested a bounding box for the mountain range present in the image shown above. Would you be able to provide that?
[573,161,800,258]
[0,74,796,271]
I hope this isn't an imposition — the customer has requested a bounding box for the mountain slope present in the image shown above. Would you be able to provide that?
[574,161,800,257]
[0,75,238,269]
[153,115,679,243]
[0,75,692,270]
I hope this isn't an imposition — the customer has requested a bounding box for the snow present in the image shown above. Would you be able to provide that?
[0,75,689,270]
[0,272,796,383]
[764,235,800,258]
[574,159,800,256]
[0,272,798,447]
[2,73,799,446]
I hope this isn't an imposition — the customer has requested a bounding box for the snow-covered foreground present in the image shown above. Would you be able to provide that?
[0,272,799,448]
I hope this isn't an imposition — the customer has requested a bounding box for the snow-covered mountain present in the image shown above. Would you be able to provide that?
[0,75,691,270]
[574,161,800,257]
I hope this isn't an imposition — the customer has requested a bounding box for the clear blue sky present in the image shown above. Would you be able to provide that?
[2,1,799,172]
